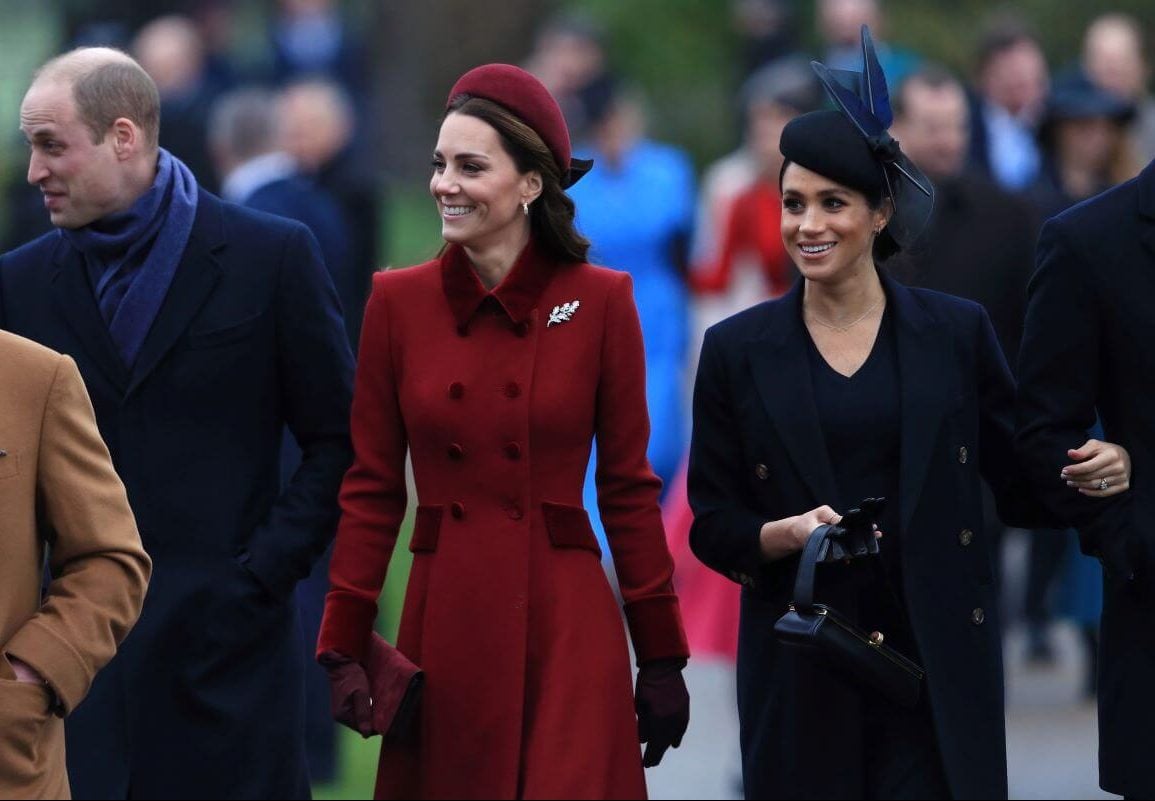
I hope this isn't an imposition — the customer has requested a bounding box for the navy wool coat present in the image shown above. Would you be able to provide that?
[689,275,1051,800]
[0,189,354,799]
[1016,160,1155,799]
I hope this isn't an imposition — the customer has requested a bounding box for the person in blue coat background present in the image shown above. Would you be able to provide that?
[1,47,353,799]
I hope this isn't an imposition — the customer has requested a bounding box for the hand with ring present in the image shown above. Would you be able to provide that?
[1061,438,1132,497]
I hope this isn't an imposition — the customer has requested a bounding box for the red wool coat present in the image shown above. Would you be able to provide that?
[318,241,689,800]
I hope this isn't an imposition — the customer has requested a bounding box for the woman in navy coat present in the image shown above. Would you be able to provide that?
[688,29,1132,800]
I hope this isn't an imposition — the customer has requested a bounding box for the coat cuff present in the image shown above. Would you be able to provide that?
[4,619,91,715]
[624,594,690,664]
[316,592,379,662]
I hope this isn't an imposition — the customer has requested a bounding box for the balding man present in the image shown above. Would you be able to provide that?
[0,47,354,799]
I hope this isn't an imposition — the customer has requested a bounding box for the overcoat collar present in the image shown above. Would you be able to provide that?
[1136,159,1155,262]
[440,239,554,329]
[50,188,225,398]
[745,271,952,534]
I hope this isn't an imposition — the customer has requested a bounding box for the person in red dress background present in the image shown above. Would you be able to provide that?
[315,64,690,800]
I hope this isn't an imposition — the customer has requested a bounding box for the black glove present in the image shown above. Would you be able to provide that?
[318,650,375,738]
[820,497,885,562]
[635,658,690,768]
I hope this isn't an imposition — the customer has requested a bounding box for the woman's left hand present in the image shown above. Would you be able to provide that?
[1062,439,1132,497]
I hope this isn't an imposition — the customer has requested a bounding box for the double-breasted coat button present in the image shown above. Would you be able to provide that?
[514,321,530,337]
[959,529,974,547]
[958,446,969,464]
[754,463,770,480]
[450,502,466,519]
[971,607,985,625]
[508,503,523,520]
[504,382,521,399]
[504,442,522,460]
[448,382,465,399]
[447,443,465,460]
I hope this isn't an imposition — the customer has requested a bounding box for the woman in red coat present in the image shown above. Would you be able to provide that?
[316,64,691,800]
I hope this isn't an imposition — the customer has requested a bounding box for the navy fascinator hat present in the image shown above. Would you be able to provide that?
[780,26,934,248]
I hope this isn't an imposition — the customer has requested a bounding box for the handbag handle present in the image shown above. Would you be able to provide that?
[792,524,837,613]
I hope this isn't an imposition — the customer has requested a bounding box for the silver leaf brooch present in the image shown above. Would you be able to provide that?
[547,299,581,327]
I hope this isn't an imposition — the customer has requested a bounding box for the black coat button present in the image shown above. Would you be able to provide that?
[514,321,530,337]
[504,442,522,460]
[450,502,465,519]
[447,443,464,460]
[504,382,521,398]
[448,382,465,399]
[754,463,769,480]
[958,446,969,464]
[959,529,974,546]
[971,607,985,625]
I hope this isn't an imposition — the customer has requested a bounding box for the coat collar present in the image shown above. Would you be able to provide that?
[440,239,554,329]
[746,272,952,534]
[50,188,225,398]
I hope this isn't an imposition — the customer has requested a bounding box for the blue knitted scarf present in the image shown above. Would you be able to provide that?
[61,148,199,368]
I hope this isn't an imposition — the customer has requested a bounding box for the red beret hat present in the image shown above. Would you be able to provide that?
[447,63,593,187]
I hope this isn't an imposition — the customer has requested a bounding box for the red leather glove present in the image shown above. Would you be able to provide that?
[318,650,375,738]
[635,658,690,768]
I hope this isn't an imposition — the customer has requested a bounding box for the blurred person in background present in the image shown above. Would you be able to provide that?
[817,0,921,87]
[278,78,380,348]
[523,12,610,146]
[731,0,799,77]
[1082,12,1155,167]
[689,30,1131,799]
[968,15,1049,193]
[209,85,354,785]
[268,0,366,99]
[1,46,354,799]
[316,63,689,800]
[1028,69,1140,221]
[569,77,696,497]
[133,14,227,193]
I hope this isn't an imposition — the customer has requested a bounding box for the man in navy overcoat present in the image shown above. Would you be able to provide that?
[1016,159,1155,799]
[0,47,353,799]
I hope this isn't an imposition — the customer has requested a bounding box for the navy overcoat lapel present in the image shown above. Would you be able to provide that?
[127,191,225,398]
[745,282,840,508]
[50,233,130,394]
[884,272,955,536]
[744,275,955,534]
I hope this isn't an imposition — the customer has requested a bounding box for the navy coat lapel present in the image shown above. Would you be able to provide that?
[127,191,224,398]
[745,283,841,508]
[885,273,954,536]
[1136,161,1155,264]
[50,235,130,393]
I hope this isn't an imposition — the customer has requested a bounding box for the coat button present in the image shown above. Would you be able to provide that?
[514,321,530,337]
[450,502,466,519]
[971,607,985,625]
[456,324,469,337]
[958,446,969,464]
[504,382,521,398]
[447,443,464,461]
[507,503,523,520]
[754,463,769,480]
[959,529,974,547]
[448,382,465,399]
[504,442,522,460]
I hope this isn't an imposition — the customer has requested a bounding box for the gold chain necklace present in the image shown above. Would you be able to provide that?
[805,297,884,332]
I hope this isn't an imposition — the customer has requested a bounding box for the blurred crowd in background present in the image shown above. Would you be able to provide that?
[2,0,1152,796]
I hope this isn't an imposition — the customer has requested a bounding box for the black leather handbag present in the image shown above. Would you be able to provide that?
[774,524,925,708]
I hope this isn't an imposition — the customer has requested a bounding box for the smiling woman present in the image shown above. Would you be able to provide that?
[687,25,1135,801]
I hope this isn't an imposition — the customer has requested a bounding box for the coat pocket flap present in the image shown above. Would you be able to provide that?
[542,502,601,557]
[409,505,443,553]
